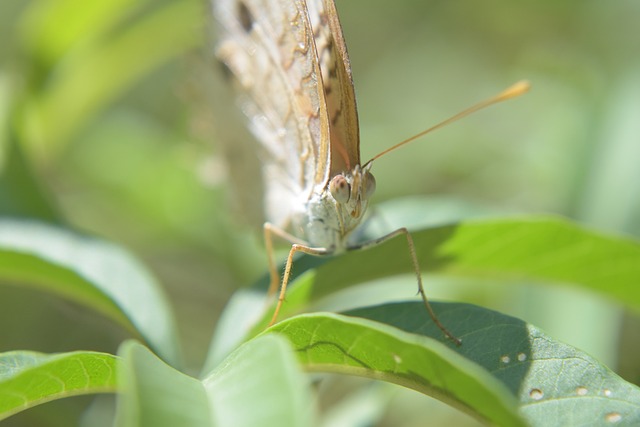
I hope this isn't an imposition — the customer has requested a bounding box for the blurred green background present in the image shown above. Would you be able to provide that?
[1,0,638,425]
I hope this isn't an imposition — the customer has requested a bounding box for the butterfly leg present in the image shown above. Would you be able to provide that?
[352,227,461,346]
[269,243,328,326]
[263,223,328,326]
[263,223,309,296]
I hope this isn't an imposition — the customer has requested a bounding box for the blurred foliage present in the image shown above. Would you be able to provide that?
[0,0,639,425]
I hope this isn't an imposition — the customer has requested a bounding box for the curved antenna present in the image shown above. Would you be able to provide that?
[363,80,531,168]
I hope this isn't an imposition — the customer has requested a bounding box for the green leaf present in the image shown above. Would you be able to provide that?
[318,217,640,307]
[202,290,266,374]
[115,341,209,427]
[353,302,640,426]
[116,337,314,427]
[269,303,640,426]
[0,219,181,365]
[204,334,315,427]
[247,216,640,331]
[268,309,525,427]
[0,350,118,421]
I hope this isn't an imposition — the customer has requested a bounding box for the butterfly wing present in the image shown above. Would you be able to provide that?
[307,0,361,175]
[213,0,331,227]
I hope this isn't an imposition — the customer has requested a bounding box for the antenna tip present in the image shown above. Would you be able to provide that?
[500,80,531,100]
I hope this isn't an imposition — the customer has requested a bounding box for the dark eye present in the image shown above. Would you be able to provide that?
[363,171,376,200]
[329,175,350,204]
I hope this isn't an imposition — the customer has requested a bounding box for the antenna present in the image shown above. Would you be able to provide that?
[363,80,531,167]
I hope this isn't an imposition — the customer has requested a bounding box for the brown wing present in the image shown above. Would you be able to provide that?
[213,0,331,226]
[308,0,361,175]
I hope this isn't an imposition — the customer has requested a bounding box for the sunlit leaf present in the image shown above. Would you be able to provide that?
[317,217,640,308]
[0,350,117,421]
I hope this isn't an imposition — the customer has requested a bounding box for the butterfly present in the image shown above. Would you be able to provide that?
[212,0,528,345]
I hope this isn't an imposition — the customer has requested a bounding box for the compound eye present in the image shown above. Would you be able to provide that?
[363,171,376,200]
[329,175,351,204]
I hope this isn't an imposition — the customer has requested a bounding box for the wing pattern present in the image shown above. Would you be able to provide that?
[213,0,359,226]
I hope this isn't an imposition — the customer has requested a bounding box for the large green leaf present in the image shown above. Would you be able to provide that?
[314,217,640,308]
[0,350,118,421]
[0,219,180,365]
[115,337,314,427]
[245,216,640,331]
[268,303,640,426]
[268,309,524,427]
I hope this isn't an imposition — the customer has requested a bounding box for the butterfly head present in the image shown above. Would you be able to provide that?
[328,164,376,221]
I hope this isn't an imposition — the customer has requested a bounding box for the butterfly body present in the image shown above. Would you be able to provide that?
[295,164,375,253]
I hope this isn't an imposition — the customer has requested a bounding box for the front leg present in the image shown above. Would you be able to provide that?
[263,223,309,296]
[263,223,329,326]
